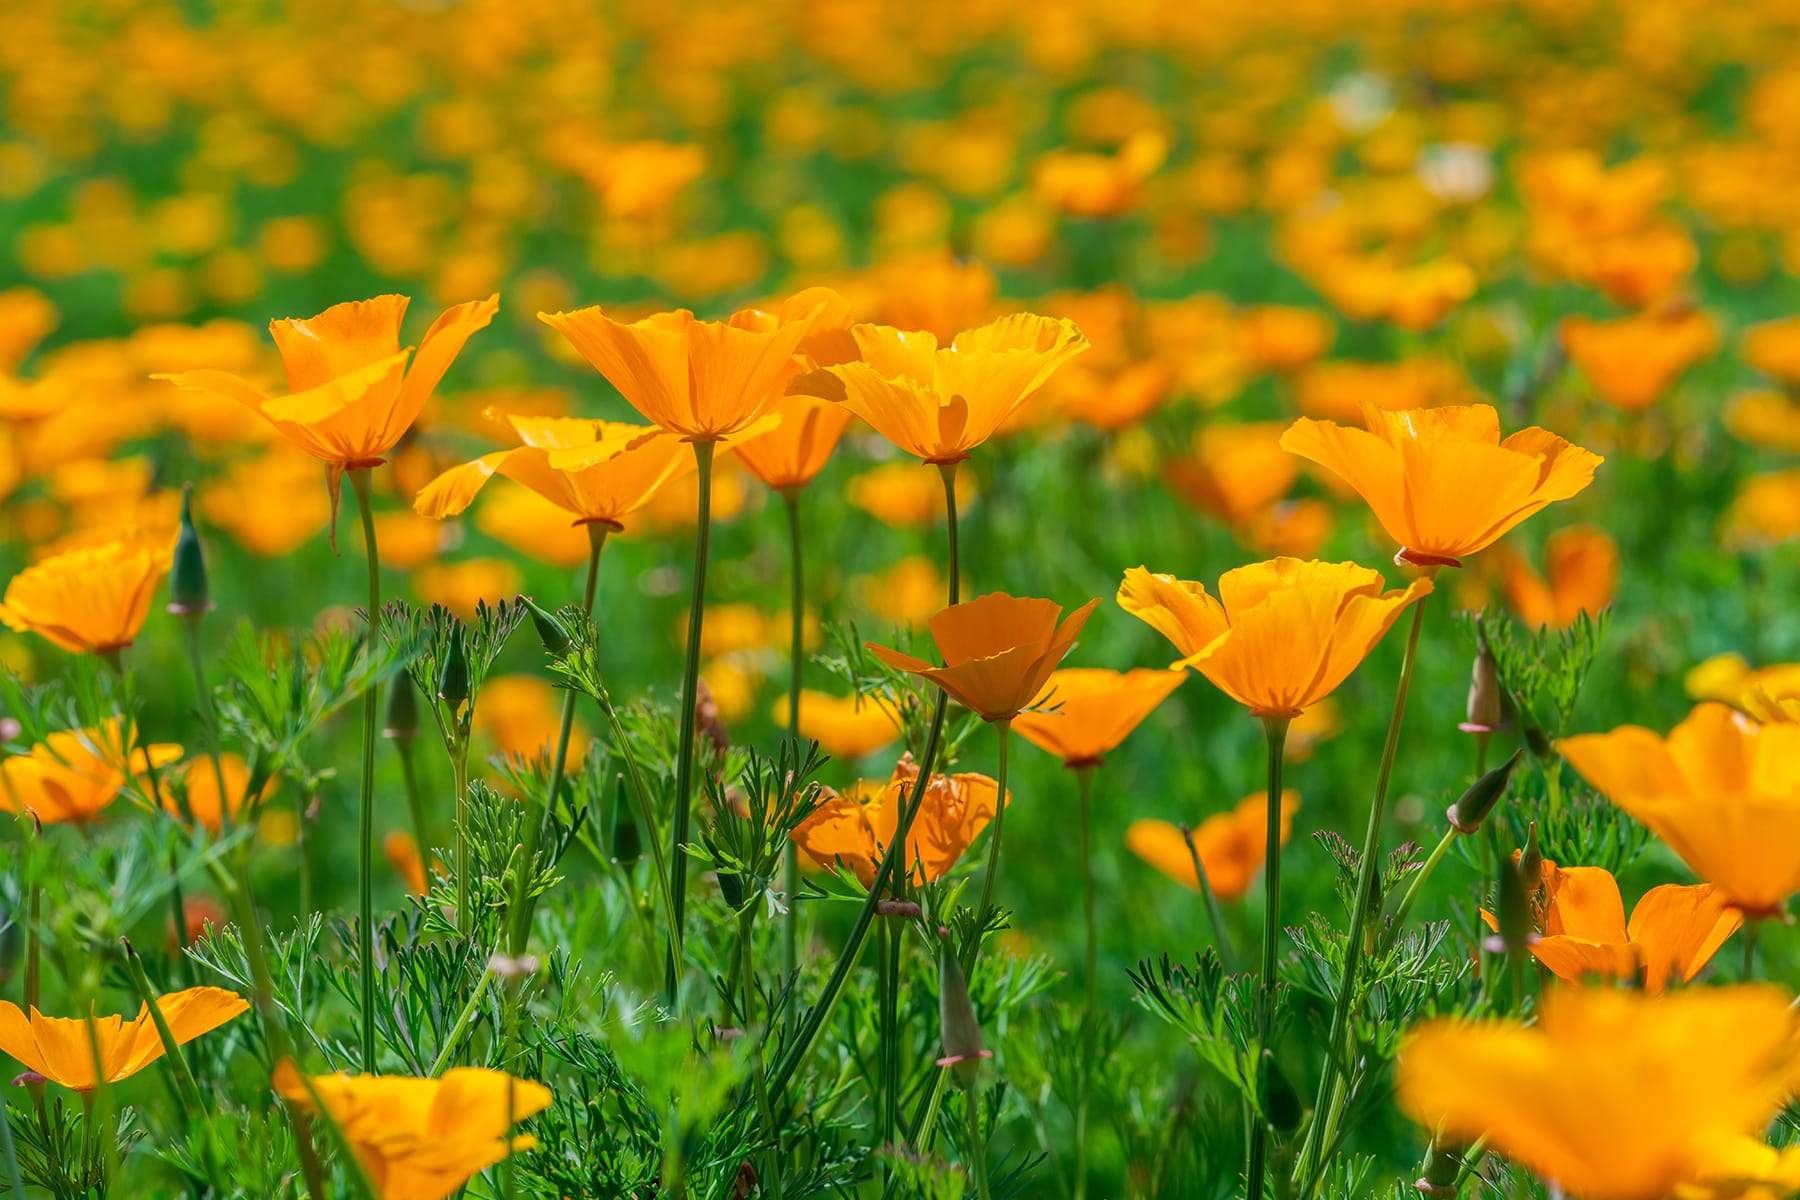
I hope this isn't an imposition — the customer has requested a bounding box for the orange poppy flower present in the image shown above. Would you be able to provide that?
[770,691,902,762]
[1493,525,1618,629]
[167,752,276,834]
[789,314,1088,465]
[1118,560,1431,719]
[1684,655,1800,724]
[1011,667,1185,768]
[1032,131,1167,218]
[1743,315,1800,389]
[0,987,247,1090]
[1725,390,1800,455]
[1396,986,1800,1200]
[413,414,692,533]
[1163,422,1300,527]
[0,533,173,654]
[1558,703,1800,916]
[1280,402,1603,567]
[1125,791,1301,901]
[1236,305,1334,374]
[867,592,1099,723]
[0,720,182,826]
[790,753,1009,887]
[469,483,592,567]
[472,675,590,763]
[846,462,978,528]
[736,393,856,492]
[275,1063,552,1200]
[1561,307,1718,412]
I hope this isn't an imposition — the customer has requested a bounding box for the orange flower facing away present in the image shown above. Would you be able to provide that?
[1280,402,1603,567]
[1561,307,1719,412]
[385,830,429,895]
[867,592,1100,723]
[1118,560,1431,719]
[1743,315,1800,390]
[413,413,692,533]
[0,720,182,826]
[789,313,1089,465]
[790,753,1009,887]
[1125,791,1301,901]
[167,752,276,833]
[0,987,247,1090]
[1012,667,1185,768]
[770,690,902,762]
[275,1063,552,1200]
[0,533,173,654]
[1396,985,1800,1200]
[1558,703,1800,915]
[1495,525,1619,629]
[538,289,839,442]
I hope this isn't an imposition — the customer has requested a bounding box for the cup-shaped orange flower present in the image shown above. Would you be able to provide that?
[770,690,901,762]
[0,987,247,1090]
[0,720,182,826]
[789,314,1089,464]
[0,534,173,655]
[867,592,1100,723]
[1126,791,1301,901]
[791,754,1009,887]
[1012,668,1185,768]
[736,393,856,492]
[275,1063,552,1200]
[413,413,693,532]
[1118,560,1431,719]
[1558,703,1800,916]
[1280,402,1603,566]
[1396,985,1800,1200]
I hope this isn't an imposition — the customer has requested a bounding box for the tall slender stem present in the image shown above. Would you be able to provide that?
[963,721,1012,977]
[1383,826,1459,952]
[452,749,471,932]
[1077,766,1098,1013]
[966,1089,993,1200]
[1181,826,1238,973]
[940,463,961,605]
[121,940,202,1112]
[1744,917,1760,981]
[1246,716,1290,1200]
[1296,593,1431,1197]
[782,489,805,999]
[349,467,382,1073]
[740,905,784,1200]
[666,439,717,1007]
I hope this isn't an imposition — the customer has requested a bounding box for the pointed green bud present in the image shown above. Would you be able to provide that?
[1517,820,1543,892]
[522,596,574,657]
[936,927,990,1088]
[1416,1134,1466,1196]
[1485,850,1535,956]
[437,626,471,706]
[167,483,212,616]
[1461,630,1502,733]
[383,673,419,740]
[1446,748,1524,835]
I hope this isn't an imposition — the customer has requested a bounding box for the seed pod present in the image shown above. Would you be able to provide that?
[522,596,573,657]
[167,483,212,616]
[1462,631,1501,732]
[936,928,991,1088]
[383,673,419,740]
[1445,748,1524,834]
[437,626,471,707]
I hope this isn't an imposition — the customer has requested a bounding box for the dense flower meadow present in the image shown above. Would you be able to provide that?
[5,0,1800,1197]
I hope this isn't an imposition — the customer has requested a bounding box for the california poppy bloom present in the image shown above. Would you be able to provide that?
[1125,791,1301,901]
[770,691,901,762]
[1743,315,1800,390]
[1684,654,1800,724]
[789,314,1088,465]
[868,592,1100,723]
[790,754,1008,887]
[275,1063,552,1200]
[1280,402,1603,567]
[1561,307,1718,412]
[0,533,173,655]
[1558,703,1800,915]
[736,393,856,493]
[1494,525,1618,630]
[1396,986,1800,1200]
[1012,667,1184,768]
[0,720,181,826]
[1118,560,1431,719]
[1032,131,1167,218]
[0,987,247,1090]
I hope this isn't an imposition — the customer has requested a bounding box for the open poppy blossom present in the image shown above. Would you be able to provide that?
[1125,790,1301,900]
[1012,667,1185,768]
[0,987,247,1090]
[0,533,173,655]
[790,754,1008,887]
[0,719,181,826]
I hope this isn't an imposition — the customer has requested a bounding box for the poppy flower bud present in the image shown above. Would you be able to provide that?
[437,628,470,707]
[936,928,991,1088]
[1445,748,1525,835]
[1415,1134,1465,1197]
[383,674,419,740]
[167,483,212,617]
[1524,721,1552,760]
[1484,853,1536,956]
[1517,821,1543,894]
[522,596,573,657]
[717,868,745,909]
[1460,633,1501,733]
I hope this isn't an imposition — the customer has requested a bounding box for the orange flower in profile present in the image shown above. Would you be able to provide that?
[790,314,1088,464]
[791,754,1009,887]
[1494,525,1618,629]
[0,987,247,1090]
[413,414,692,533]
[1281,402,1603,567]
[1125,791,1301,901]
[0,721,181,826]
[0,534,173,654]
[1743,315,1800,389]
[868,592,1099,723]
[1396,986,1800,1200]
[1561,307,1718,411]
[1559,704,1800,916]
[1118,560,1431,719]
[770,691,901,762]
[167,752,276,834]
[1033,131,1167,218]
[275,1063,552,1200]
[1012,668,1185,768]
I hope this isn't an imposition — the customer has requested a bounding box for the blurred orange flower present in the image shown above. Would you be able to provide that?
[1561,307,1718,411]
[846,462,977,527]
[0,721,180,826]
[1743,316,1800,390]
[167,752,275,834]
[771,691,902,761]
[1012,667,1184,768]
[385,830,429,895]
[1033,131,1167,218]
[1494,525,1618,629]
[473,674,589,763]
[791,753,1008,887]
[1125,791,1301,901]
[0,533,172,654]
[0,987,246,1091]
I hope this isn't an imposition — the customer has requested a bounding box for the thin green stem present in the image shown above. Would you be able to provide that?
[1744,917,1760,981]
[1382,826,1460,955]
[349,467,382,1073]
[430,964,495,1077]
[739,905,786,1200]
[940,463,961,605]
[1246,715,1289,1200]
[782,489,805,1002]
[452,748,471,932]
[594,685,681,983]
[962,721,1011,978]
[120,940,202,1112]
[877,917,896,1147]
[1077,766,1098,1014]
[966,1089,993,1200]
[1181,825,1238,974]
[667,439,717,1007]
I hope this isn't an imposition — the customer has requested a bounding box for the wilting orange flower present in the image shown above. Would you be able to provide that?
[1012,668,1184,768]
[1032,131,1167,218]
[158,294,498,512]
[1743,316,1800,389]
[275,1063,552,1200]
[167,752,276,833]
[1396,986,1800,1200]
[0,987,247,1090]
[1561,307,1719,411]
[538,290,837,441]
[1494,525,1618,629]
[868,592,1099,723]
[0,533,173,654]
[414,414,692,533]
[791,754,1009,887]
[385,830,429,895]
[0,720,181,826]
[1281,402,1603,566]
[1119,560,1430,719]
[790,314,1088,464]
[771,691,901,761]
[1125,791,1301,901]
[1558,703,1800,915]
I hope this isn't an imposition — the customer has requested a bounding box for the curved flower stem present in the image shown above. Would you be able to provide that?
[1295,593,1431,1198]
[1181,825,1238,974]
[348,467,382,1073]
[120,939,202,1112]
[666,438,717,1008]
[782,489,805,1004]
[962,721,1012,978]
[940,463,961,605]
[1245,715,1289,1200]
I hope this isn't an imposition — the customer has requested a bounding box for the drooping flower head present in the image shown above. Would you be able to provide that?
[0,987,246,1090]
[0,533,173,655]
[1012,667,1185,768]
